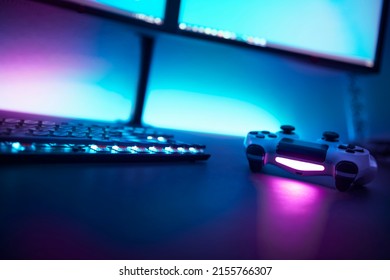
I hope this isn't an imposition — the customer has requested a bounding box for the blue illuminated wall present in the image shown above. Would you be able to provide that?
[145,0,390,141]
[1,0,389,142]
[144,34,348,139]
[354,7,390,141]
[0,0,140,122]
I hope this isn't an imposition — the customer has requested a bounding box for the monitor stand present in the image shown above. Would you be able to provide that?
[130,35,155,127]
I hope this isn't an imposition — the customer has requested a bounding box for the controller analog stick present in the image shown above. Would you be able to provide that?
[322,131,340,142]
[280,125,295,134]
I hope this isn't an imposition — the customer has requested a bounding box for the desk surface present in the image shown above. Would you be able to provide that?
[1,131,390,260]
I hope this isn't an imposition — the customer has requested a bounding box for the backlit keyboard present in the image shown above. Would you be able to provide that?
[0,117,210,163]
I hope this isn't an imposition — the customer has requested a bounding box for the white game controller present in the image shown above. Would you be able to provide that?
[244,125,378,191]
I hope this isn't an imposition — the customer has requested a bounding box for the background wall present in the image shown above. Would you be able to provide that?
[144,2,390,141]
[0,0,140,122]
[144,34,348,139]
[0,0,389,143]
[357,14,390,141]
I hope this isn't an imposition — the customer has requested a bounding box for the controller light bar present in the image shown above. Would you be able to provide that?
[275,157,325,172]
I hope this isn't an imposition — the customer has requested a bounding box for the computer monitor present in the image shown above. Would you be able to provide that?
[64,0,167,26]
[178,0,387,71]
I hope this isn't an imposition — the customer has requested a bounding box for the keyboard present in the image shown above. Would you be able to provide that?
[0,116,211,163]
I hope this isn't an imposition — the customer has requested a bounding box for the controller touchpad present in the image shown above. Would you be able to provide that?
[276,138,328,163]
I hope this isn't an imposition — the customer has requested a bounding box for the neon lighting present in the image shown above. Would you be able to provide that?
[90,144,98,150]
[275,157,325,172]
[92,0,166,24]
[144,90,280,136]
[179,0,383,66]
[148,146,158,152]
[11,142,21,150]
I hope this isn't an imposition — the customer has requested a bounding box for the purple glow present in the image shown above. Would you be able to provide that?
[275,156,325,172]
[254,174,334,259]
[0,2,139,122]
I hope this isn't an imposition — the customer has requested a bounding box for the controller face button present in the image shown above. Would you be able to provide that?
[347,144,356,149]
[249,131,259,135]
[261,130,270,134]
[338,145,348,150]
[268,133,277,138]
[256,134,265,139]
[346,149,355,154]
[355,148,365,153]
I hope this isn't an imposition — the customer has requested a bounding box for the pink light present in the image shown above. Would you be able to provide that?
[275,156,325,172]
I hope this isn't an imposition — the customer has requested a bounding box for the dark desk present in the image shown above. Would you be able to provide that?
[1,131,390,260]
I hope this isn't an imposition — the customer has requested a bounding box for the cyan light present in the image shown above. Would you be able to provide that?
[179,0,383,66]
[93,0,166,20]
[0,80,133,122]
[143,90,281,136]
[11,142,22,150]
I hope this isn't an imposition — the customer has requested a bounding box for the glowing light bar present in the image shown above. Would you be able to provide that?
[275,157,325,172]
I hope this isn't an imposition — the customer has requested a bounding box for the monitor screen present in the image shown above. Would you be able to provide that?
[178,0,386,70]
[65,0,167,25]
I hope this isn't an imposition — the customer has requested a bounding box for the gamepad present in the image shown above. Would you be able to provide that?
[244,125,377,191]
